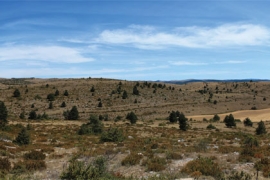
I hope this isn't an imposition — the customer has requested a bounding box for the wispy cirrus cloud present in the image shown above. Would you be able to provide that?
[169,61,208,66]
[215,60,247,64]
[96,24,270,49]
[0,45,94,63]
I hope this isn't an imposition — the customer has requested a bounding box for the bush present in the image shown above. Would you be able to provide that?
[179,112,188,131]
[121,153,143,166]
[206,124,216,130]
[144,156,166,172]
[78,115,103,135]
[243,118,253,127]
[181,157,222,178]
[64,106,79,120]
[100,128,124,142]
[166,151,183,160]
[25,160,46,171]
[224,114,236,128]
[212,114,220,122]
[61,101,66,107]
[0,101,8,127]
[126,111,138,124]
[13,89,21,97]
[60,156,107,180]
[14,128,30,145]
[64,90,69,96]
[28,110,37,120]
[256,121,267,135]
[47,93,55,101]
[24,150,46,160]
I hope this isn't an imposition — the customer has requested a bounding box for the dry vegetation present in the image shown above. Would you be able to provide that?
[0,78,270,179]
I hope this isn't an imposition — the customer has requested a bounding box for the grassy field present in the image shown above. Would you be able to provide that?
[0,78,269,179]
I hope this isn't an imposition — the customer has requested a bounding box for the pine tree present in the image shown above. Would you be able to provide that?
[28,110,37,120]
[179,112,188,131]
[64,90,69,96]
[243,118,253,127]
[90,86,95,92]
[61,101,66,107]
[169,111,177,123]
[68,106,79,120]
[122,90,128,99]
[132,86,139,95]
[49,102,53,109]
[13,89,21,97]
[256,121,267,135]
[14,128,30,145]
[126,112,138,124]
[98,101,103,107]
[224,114,236,128]
[213,114,220,122]
[47,93,55,101]
[55,89,60,96]
[0,101,8,126]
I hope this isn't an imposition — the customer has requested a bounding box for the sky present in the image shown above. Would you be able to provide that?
[0,1,270,80]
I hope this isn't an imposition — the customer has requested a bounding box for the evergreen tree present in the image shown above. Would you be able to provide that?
[64,90,69,96]
[47,93,55,101]
[126,111,138,124]
[122,90,128,99]
[28,110,37,120]
[78,115,103,135]
[14,128,30,145]
[67,106,79,120]
[90,86,95,92]
[213,114,220,122]
[224,114,236,128]
[49,102,53,109]
[243,118,253,127]
[61,101,66,107]
[98,101,103,107]
[179,112,188,131]
[256,121,267,135]
[169,111,177,123]
[13,89,21,97]
[19,111,25,119]
[55,89,60,96]
[0,101,8,126]
[132,86,139,95]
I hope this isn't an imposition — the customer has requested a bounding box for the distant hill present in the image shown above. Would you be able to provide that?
[160,79,270,85]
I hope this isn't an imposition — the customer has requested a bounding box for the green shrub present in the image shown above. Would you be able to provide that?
[181,157,222,178]
[166,151,183,160]
[78,115,103,135]
[25,160,46,171]
[144,156,166,172]
[0,158,11,174]
[61,156,107,180]
[206,124,216,130]
[121,153,143,166]
[100,128,125,142]
[14,128,30,145]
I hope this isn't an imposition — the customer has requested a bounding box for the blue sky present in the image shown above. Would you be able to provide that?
[1,1,270,80]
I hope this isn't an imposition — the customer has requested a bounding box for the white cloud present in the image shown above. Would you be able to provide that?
[215,60,247,64]
[169,61,208,66]
[96,24,270,49]
[0,45,94,63]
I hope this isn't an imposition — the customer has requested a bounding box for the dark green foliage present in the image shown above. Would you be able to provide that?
[169,111,177,123]
[206,124,216,129]
[47,93,55,101]
[19,112,25,119]
[181,157,222,178]
[90,86,95,92]
[78,115,103,135]
[256,120,267,135]
[55,89,60,96]
[243,118,253,127]
[64,90,69,96]
[24,150,46,160]
[226,171,252,180]
[0,101,8,127]
[100,128,125,142]
[49,102,53,109]
[13,88,21,97]
[64,106,79,120]
[122,90,128,99]
[61,101,66,107]
[28,110,37,120]
[14,128,30,145]
[60,156,107,180]
[178,112,188,131]
[132,86,139,95]
[224,114,236,128]
[213,114,220,122]
[126,111,138,124]
[98,101,103,107]
[31,103,35,108]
